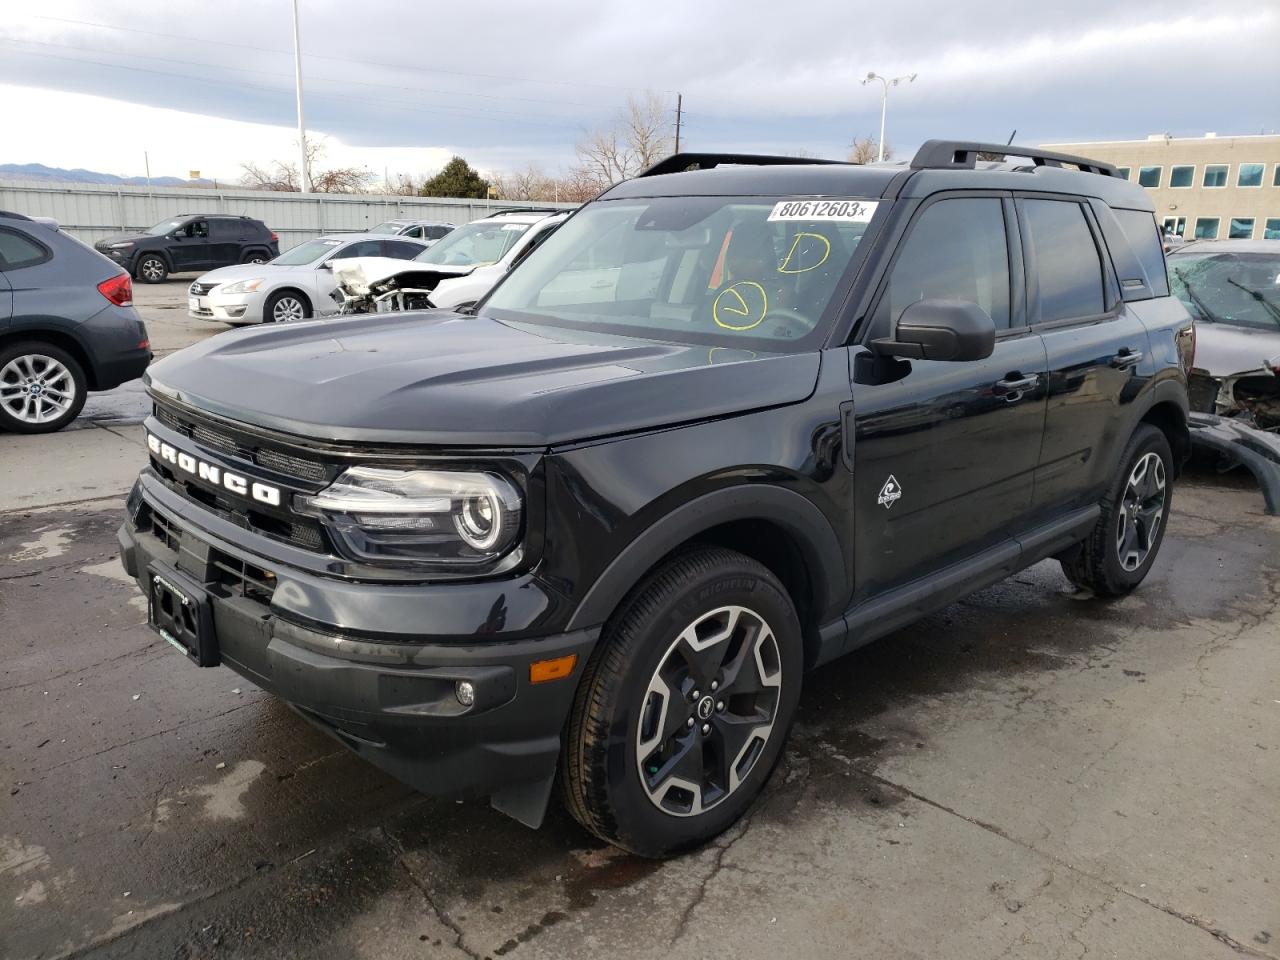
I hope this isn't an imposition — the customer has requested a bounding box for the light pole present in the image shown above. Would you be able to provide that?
[861,71,917,162]
[291,0,310,193]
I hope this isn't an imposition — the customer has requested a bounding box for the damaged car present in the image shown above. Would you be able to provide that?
[331,209,568,314]
[1168,238,1280,511]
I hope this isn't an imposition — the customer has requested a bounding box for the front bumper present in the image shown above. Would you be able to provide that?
[117,479,598,826]
[189,291,266,323]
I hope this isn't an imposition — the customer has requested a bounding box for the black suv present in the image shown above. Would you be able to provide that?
[117,142,1192,857]
[95,214,279,284]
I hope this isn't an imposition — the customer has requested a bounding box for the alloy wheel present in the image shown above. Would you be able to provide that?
[140,258,165,281]
[635,605,782,817]
[272,296,305,322]
[0,354,78,425]
[1116,451,1166,572]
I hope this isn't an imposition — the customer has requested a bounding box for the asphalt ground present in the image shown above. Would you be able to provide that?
[2,278,1277,959]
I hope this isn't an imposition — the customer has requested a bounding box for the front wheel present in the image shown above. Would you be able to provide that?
[135,255,168,283]
[1060,424,1173,596]
[264,290,311,323]
[561,547,803,858]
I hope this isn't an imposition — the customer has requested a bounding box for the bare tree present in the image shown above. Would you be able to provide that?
[239,139,373,194]
[573,92,674,189]
[493,164,554,201]
[848,136,893,164]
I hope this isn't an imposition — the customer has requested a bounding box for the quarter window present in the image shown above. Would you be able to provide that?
[1021,199,1106,323]
[1228,218,1255,240]
[873,197,1011,333]
[1203,165,1229,188]
[1114,209,1170,297]
[1194,217,1220,240]
[1137,166,1162,188]
[0,228,49,269]
[1266,219,1280,241]
[1169,165,1194,188]
[1237,163,1265,188]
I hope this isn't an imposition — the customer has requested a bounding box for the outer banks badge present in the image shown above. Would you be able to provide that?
[877,475,902,509]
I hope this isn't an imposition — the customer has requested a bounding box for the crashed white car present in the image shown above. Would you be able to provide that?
[331,209,568,314]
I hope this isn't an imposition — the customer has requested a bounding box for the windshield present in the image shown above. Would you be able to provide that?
[146,219,184,236]
[415,219,532,266]
[271,238,342,266]
[369,221,404,235]
[482,196,878,349]
[1170,251,1280,331]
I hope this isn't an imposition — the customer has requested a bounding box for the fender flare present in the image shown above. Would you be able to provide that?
[134,248,173,272]
[565,484,846,633]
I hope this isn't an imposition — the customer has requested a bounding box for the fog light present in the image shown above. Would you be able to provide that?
[455,680,476,707]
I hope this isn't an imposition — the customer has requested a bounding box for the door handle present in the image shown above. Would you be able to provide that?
[1110,349,1144,370]
[994,373,1039,397]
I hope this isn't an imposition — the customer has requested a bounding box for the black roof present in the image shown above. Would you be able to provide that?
[603,141,1152,211]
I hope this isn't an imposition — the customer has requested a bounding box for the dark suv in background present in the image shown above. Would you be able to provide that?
[95,214,279,284]
[1,211,150,433]
[119,142,1192,856]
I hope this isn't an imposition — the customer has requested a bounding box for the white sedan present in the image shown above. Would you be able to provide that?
[187,234,428,325]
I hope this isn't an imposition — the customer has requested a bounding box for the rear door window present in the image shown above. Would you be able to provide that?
[332,240,383,260]
[1021,199,1106,323]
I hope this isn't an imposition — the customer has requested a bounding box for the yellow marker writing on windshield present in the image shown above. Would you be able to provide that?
[778,232,831,274]
[713,281,768,331]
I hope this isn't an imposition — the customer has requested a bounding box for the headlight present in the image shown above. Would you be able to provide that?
[219,278,264,294]
[296,467,522,566]
[108,241,134,249]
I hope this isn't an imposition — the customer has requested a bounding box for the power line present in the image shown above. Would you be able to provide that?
[1,34,600,111]
[0,41,583,130]
[30,14,662,96]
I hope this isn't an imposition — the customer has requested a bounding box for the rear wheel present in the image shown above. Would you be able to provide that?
[135,255,168,283]
[1060,424,1173,596]
[561,547,802,858]
[264,290,311,323]
[0,343,88,434]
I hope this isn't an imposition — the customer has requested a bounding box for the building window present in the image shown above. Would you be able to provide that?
[1116,167,1131,181]
[1237,163,1265,188]
[1274,165,1280,187]
[1162,216,1187,237]
[1193,218,1220,240]
[1137,166,1162,188]
[1203,165,1229,188]
[1169,165,1194,188]
[1228,218,1255,239]
[1265,219,1280,240]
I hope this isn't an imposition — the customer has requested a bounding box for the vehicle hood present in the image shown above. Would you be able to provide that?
[146,312,821,447]
[1194,322,1280,376]
[196,263,297,286]
[330,257,474,297]
[94,232,149,248]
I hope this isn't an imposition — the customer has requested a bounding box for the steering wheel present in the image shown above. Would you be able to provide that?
[762,307,813,339]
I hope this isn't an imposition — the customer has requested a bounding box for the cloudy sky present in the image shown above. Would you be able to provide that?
[1,0,1277,182]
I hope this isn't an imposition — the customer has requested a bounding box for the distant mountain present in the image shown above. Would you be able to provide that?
[0,162,217,187]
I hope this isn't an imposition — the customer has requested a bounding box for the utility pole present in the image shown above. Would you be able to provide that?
[861,72,917,162]
[674,93,683,153]
[291,0,311,193]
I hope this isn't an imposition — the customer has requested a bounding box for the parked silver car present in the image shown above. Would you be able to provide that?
[367,219,455,243]
[187,234,427,325]
[1169,239,1280,429]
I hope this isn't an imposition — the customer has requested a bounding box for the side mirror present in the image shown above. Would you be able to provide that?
[318,261,333,270]
[872,298,996,362]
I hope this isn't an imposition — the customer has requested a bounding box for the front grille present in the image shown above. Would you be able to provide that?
[150,509,181,551]
[154,402,328,484]
[211,551,276,604]
[189,281,218,295]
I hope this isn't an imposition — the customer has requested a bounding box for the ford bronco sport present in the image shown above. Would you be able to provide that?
[118,142,1193,857]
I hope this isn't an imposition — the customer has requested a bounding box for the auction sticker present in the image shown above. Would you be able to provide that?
[768,199,878,222]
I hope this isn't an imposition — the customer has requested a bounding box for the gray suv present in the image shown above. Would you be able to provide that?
[1,211,150,433]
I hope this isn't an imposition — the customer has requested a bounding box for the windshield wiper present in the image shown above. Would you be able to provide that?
[1172,267,1222,323]
[1226,277,1280,328]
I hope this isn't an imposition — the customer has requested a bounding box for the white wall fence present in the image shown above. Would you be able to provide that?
[0,179,576,249]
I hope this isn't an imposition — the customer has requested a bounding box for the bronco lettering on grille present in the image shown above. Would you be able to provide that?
[147,432,282,507]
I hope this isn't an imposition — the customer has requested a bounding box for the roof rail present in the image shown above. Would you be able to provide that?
[0,210,33,221]
[910,140,1118,177]
[483,207,562,218]
[639,152,846,178]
